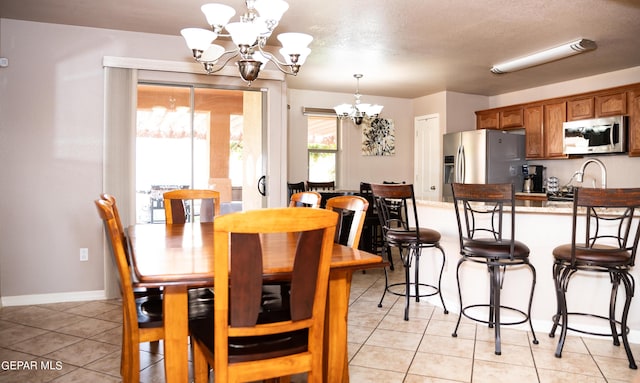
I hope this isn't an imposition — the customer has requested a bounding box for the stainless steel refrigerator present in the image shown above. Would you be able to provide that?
[442,130,526,200]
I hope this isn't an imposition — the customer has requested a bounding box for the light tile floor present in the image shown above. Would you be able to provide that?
[1,267,639,383]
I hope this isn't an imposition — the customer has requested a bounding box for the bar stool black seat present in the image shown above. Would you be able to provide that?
[549,187,640,370]
[371,183,448,320]
[450,183,538,355]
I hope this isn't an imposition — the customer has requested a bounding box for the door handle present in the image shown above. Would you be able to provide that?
[258,175,266,196]
[430,185,436,190]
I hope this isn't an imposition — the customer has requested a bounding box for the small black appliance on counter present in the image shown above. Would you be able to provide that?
[522,164,545,193]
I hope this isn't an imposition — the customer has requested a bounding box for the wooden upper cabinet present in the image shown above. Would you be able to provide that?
[500,107,524,129]
[595,92,627,117]
[544,101,568,158]
[628,88,640,157]
[476,110,499,130]
[567,97,594,121]
[524,105,544,159]
[476,107,523,130]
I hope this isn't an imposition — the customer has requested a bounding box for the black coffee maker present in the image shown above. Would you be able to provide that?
[522,164,545,193]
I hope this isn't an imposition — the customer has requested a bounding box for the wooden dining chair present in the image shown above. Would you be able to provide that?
[325,195,369,248]
[289,191,322,207]
[306,180,335,191]
[95,198,164,383]
[189,207,338,383]
[163,189,221,223]
[101,193,164,300]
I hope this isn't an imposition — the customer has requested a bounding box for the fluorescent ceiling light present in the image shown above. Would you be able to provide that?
[490,39,597,74]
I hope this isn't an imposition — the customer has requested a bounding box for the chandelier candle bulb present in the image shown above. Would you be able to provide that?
[182,0,312,84]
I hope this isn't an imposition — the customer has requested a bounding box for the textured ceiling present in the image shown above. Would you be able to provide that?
[1,0,639,98]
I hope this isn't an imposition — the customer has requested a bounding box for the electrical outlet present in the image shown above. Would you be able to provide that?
[80,248,89,261]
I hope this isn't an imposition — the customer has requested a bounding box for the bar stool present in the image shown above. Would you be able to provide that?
[549,187,640,370]
[450,183,538,355]
[371,183,448,321]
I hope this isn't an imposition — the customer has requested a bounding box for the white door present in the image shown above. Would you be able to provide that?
[242,90,266,210]
[414,114,441,201]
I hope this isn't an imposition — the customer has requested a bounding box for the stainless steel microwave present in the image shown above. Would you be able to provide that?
[562,116,626,155]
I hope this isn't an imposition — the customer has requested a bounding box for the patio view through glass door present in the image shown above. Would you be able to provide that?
[135,84,264,223]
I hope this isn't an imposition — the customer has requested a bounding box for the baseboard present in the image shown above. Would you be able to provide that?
[0,290,107,307]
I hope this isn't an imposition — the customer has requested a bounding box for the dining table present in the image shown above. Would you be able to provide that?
[126,221,384,383]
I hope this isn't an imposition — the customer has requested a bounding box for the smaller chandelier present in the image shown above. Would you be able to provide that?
[334,74,383,125]
[181,0,312,85]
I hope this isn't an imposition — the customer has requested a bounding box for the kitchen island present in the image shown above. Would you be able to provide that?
[410,199,640,344]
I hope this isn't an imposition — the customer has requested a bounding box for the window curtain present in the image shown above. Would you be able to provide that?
[103,66,137,298]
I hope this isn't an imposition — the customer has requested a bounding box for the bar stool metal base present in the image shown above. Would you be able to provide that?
[377,245,448,321]
[549,266,638,370]
[451,259,538,355]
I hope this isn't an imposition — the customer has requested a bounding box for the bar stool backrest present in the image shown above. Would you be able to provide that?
[570,187,640,268]
[370,183,418,237]
[451,183,516,259]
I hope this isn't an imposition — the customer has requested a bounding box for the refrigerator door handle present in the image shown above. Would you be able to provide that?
[455,145,461,183]
[458,145,466,183]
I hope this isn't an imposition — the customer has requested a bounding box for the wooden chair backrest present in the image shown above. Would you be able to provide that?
[100,193,124,235]
[211,207,337,382]
[289,191,322,208]
[325,195,369,248]
[94,199,139,335]
[307,181,335,191]
[163,189,221,224]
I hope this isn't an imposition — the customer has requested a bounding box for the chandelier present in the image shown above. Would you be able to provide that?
[181,0,313,85]
[334,74,383,125]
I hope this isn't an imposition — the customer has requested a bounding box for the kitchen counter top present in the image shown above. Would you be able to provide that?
[432,196,574,214]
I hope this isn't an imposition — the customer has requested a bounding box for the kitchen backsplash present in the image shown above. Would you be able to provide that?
[530,155,640,191]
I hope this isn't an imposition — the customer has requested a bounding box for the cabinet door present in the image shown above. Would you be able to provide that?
[524,105,543,159]
[628,89,640,157]
[595,92,627,117]
[544,101,567,158]
[500,107,524,129]
[567,97,594,121]
[476,110,499,130]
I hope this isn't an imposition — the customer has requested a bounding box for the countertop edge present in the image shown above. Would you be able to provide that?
[415,199,576,215]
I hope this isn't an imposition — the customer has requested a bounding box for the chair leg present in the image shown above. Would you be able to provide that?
[403,247,411,321]
[609,273,621,347]
[525,262,538,345]
[192,338,210,383]
[377,267,389,308]
[414,247,420,303]
[549,262,563,338]
[554,267,573,358]
[452,258,466,338]
[490,264,502,355]
[436,245,449,314]
[619,272,637,370]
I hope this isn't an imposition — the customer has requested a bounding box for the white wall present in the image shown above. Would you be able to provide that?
[287,89,414,192]
[0,19,287,304]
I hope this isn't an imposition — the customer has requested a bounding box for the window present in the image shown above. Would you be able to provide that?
[307,115,339,183]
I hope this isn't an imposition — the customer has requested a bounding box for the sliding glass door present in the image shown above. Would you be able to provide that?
[135,83,265,223]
